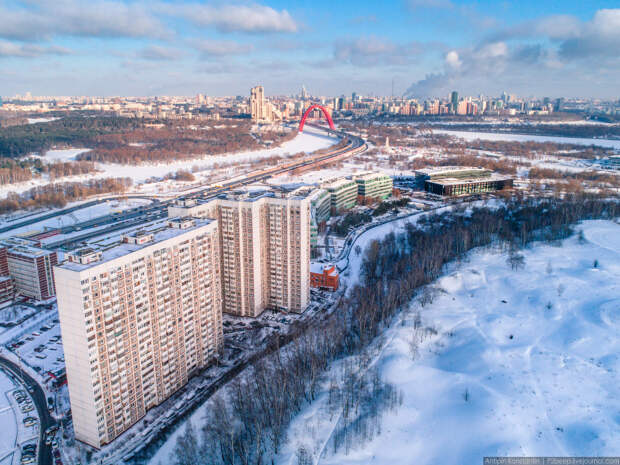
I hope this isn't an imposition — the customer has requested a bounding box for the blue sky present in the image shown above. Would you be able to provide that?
[1,0,619,98]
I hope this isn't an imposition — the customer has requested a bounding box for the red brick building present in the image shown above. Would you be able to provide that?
[0,246,14,305]
[310,264,339,291]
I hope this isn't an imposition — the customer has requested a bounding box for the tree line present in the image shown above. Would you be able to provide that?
[167,193,618,465]
[77,122,295,165]
[0,115,140,158]
[0,158,98,185]
[0,177,132,214]
[529,166,619,188]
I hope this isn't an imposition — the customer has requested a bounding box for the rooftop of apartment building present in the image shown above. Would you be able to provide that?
[1,237,54,258]
[175,186,320,210]
[57,217,215,272]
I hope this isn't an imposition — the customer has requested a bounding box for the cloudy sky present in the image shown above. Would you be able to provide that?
[1,0,619,98]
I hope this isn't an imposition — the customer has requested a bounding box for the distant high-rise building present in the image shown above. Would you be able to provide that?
[450,91,459,114]
[250,85,275,123]
[300,85,308,100]
[250,85,266,121]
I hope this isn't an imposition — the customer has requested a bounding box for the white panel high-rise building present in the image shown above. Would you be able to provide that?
[168,188,312,316]
[54,218,222,448]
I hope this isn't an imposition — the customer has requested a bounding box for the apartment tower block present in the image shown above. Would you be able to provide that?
[54,218,222,447]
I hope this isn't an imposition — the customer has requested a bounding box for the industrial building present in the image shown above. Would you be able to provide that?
[54,218,222,448]
[354,172,393,201]
[415,167,513,196]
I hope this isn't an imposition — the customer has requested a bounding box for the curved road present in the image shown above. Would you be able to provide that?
[0,355,56,465]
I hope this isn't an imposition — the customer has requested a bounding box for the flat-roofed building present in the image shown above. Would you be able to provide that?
[414,167,491,187]
[54,218,222,448]
[0,246,8,276]
[168,187,312,316]
[425,176,513,196]
[322,178,358,212]
[0,276,14,305]
[290,187,330,248]
[2,239,57,300]
[354,172,393,201]
[413,166,512,196]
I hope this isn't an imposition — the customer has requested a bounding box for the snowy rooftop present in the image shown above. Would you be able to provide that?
[322,178,356,190]
[414,166,491,177]
[426,173,513,186]
[310,263,338,275]
[353,171,392,181]
[1,238,55,258]
[57,217,215,272]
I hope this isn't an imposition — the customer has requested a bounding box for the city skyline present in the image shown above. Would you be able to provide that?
[0,1,619,98]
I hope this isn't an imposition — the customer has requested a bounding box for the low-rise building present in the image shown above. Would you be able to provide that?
[322,178,358,212]
[310,263,339,291]
[2,239,57,300]
[354,172,393,201]
[414,167,512,196]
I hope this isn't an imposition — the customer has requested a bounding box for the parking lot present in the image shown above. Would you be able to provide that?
[5,320,65,385]
[0,369,39,465]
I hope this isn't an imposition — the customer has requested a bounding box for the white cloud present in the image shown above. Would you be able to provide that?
[169,3,298,33]
[334,36,424,66]
[0,40,72,57]
[138,46,184,61]
[0,0,169,41]
[194,39,253,56]
[445,50,461,68]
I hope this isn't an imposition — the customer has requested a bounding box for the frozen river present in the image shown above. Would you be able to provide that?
[434,129,620,150]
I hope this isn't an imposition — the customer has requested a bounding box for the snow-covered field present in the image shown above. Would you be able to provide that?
[434,129,620,150]
[279,219,620,463]
[0,370,18,465]
[0,127,338,200]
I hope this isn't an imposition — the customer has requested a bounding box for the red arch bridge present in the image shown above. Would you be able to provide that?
[298,104,335,132]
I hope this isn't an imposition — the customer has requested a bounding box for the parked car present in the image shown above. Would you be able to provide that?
[22,416,37,426]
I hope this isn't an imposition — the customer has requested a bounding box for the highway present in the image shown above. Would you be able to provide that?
[43,126,367,250]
